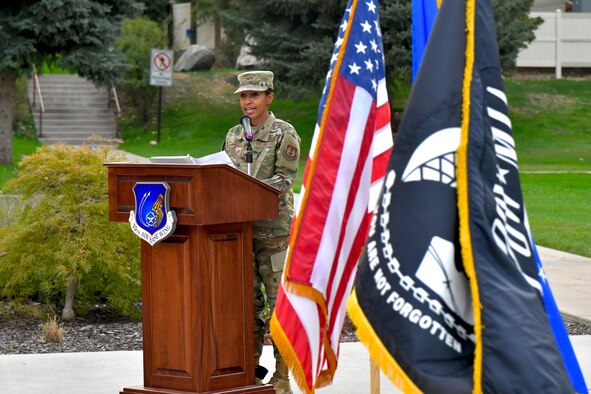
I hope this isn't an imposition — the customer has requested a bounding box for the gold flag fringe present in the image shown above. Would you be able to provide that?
[456,0,483,392]
[270,313,314,393]
[270,286,339,393]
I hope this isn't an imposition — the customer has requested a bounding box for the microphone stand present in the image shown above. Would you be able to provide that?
[246,140,253,176]
[240,115,254,176]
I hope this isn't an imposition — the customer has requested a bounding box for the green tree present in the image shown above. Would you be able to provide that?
[220,0,347,97]
[0,0,142,164]
[136,0,171,22]
[116,18,167,128]
[222,0,540,97]
[0,145,141,320]
[380,0,412,77]
[492,0,542,70]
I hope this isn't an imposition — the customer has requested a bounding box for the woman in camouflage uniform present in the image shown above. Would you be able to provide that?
[223,71,300,394]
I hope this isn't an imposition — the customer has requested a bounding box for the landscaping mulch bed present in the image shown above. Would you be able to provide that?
[1,309,590,355]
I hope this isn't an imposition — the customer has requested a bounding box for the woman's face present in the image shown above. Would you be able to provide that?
[239,90,274,127]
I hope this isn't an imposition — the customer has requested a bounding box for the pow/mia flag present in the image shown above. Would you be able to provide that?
[347,0,581,392]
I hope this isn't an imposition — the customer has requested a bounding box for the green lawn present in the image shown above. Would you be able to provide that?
[0,136,41,189]
[3,73,591,257]
[520,172,591,257]
[505,78,591,171]
[506,78,591,256]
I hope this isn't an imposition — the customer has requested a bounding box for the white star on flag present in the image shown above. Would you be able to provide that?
[360,20,372,33]
[374,20,381,36]
[349,62,361,74]
[370,39,378,52]
[355,41,368,54]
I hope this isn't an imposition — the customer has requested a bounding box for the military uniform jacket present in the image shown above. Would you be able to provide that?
[224,112,300,239]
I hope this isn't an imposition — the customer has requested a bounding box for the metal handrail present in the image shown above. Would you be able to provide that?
[32,65,45,138]
[109,85,122,138]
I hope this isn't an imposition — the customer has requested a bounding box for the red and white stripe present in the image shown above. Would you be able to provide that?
[272,74,392,392]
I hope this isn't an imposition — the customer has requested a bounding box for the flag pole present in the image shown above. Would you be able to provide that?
[370,359,380,394]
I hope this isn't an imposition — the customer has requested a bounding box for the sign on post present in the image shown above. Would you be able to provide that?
[150,48,174,144]
[150,49,174,86]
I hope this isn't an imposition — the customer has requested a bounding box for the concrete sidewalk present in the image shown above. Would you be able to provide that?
[0,338,589,394]
[538,246,591,323]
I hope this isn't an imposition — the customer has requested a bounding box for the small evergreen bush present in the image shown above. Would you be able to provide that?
[0,145,141,320]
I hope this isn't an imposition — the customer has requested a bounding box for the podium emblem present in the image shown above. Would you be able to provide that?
[129,182,177,245]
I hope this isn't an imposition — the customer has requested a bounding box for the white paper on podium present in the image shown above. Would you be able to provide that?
[149,154,193,164]
[191,151,235,166]
[149,152,235,167]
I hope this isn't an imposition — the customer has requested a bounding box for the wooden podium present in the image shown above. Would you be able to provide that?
[105,163,278,394]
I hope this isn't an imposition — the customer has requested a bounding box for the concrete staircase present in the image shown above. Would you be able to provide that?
[28,74,118,145]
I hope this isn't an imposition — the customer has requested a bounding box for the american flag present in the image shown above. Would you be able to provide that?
[270,0,393,392]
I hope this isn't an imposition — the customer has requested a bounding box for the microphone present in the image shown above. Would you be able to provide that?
[240,115,254,176]
[240,115,253,141]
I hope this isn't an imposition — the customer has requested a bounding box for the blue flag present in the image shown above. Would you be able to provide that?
[532,239,588,393]
[412,0,439,81]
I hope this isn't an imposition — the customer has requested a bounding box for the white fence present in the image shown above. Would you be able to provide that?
[172,3,218,52]
[516,10,591,78]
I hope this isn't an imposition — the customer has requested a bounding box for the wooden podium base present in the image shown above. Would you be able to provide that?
[121,384,275,394]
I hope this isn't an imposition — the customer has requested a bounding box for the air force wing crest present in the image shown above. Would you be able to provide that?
[129,182,177,246]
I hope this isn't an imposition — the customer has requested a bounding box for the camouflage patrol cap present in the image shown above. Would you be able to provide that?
[234,71,274,94]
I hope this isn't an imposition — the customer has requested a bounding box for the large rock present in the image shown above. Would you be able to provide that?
[236,41,261,70]
[174,44,216,71]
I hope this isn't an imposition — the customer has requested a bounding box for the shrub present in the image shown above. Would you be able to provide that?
[0,144,141,320]
[41,314,65,343]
